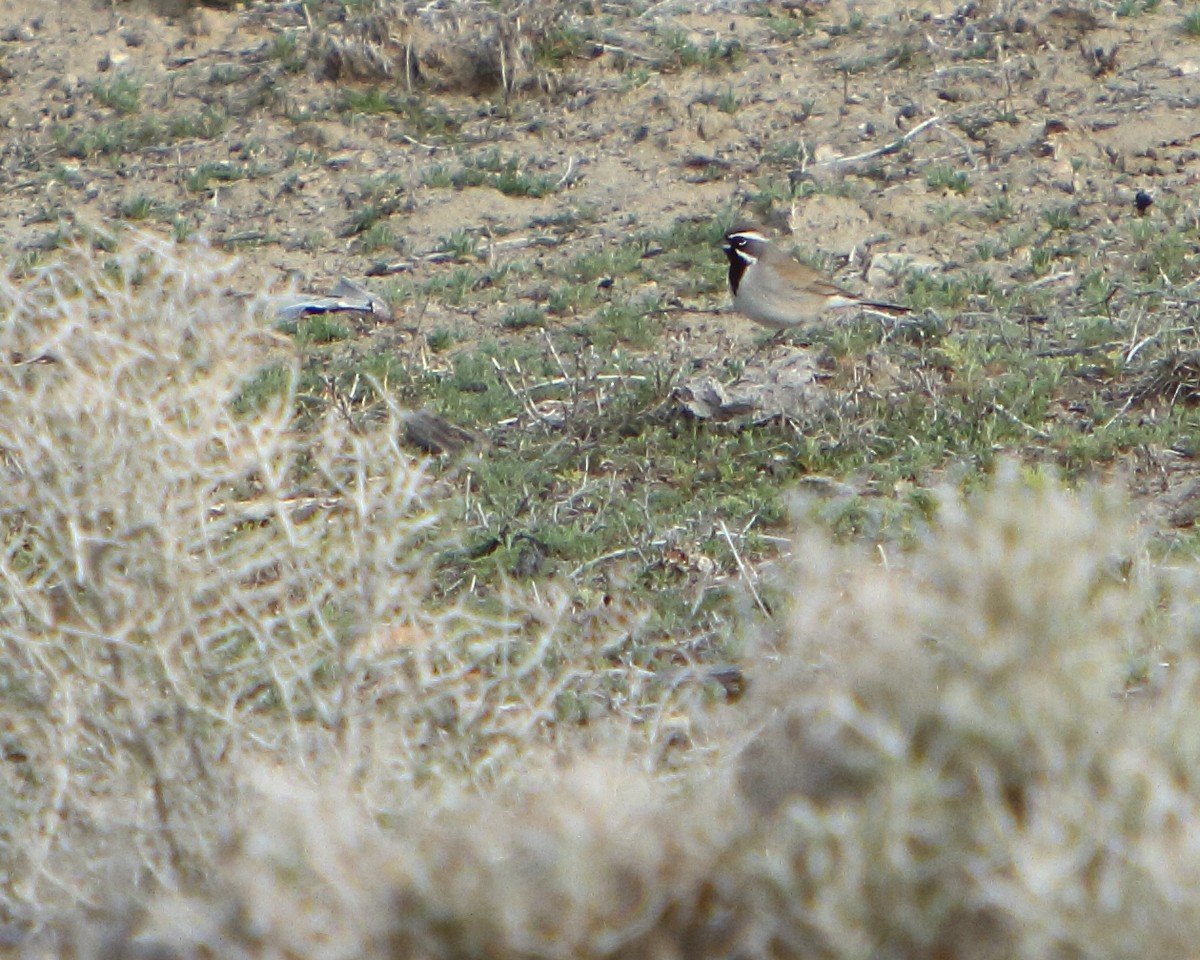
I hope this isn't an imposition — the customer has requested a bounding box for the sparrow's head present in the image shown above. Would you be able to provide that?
[722,223,771,293]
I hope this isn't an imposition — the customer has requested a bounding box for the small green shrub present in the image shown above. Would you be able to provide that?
[91,73,143,114]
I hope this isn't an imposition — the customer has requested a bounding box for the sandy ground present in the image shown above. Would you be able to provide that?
[0,0,1197,505]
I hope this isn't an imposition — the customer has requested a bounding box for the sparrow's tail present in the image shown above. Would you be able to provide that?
[858,300,911,315]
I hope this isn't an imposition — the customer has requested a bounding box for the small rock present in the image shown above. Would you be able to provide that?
[812,143,840,164]
[696,110,732,142]
[0,24,33,42]
[98,50,130,71]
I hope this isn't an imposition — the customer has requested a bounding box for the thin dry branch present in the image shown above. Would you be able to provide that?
[809,114,942,171]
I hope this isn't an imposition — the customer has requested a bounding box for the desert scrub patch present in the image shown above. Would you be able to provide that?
[1117,0,1162,14]
[423,150,562,198]
[52,116,164,158]
[336,88,461,137]
[0,234,694,930]
[758,11,816,41]
[53,105,231,159]
[759,137,813,166]
[341,174,406,234]
[168,105,229,140]
[97,466,1200,960]
[1185,6,1200,37]
[185,160,274,193]
[436,228,481,261]
[903,272,985,310]
[1043,203,1081,231]
[336,85,395,115]
[411,264,490,306]
[208,62,252,85]
[91,71,143,114]
[585,296,663,350]
[979,193,1012,222]
[533,24,595,68]
[1134,226,1193,282]
[562,243,644,284]
[925,165,970,194]
[268,29,310,72]
[733,465,1200,958]
[26,221,119,259]
[651,28,743,72]
[640,216,732,292]
[232,362,296,416]
[382,335,808,600]
[279,312,352,346]
[501,303,544,330]
[117,194,176,222]
[693,85,740,114]
[357,221,396,253]
[425,327,457,352]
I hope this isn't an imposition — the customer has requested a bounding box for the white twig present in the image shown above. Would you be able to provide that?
[1027,270,1074,288]
[571,545,655,579]
[989,401,1051,440]
[719,520,769,617]
[556,156,579,189]
[812,115,942,170]
[401,133,438,151]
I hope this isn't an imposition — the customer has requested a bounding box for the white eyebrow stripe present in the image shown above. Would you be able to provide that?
[727,231,769,243]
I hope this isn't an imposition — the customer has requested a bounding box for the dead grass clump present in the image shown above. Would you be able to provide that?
[736,466,1200,958]
[322,1,571,95]
[0,232,431,924]
[114,758,742,960]
[101,467,1200,960]
[0,236,682,941]
[1128,349,1200,408]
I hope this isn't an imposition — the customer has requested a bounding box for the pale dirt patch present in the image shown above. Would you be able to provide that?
[0,0,1196,508]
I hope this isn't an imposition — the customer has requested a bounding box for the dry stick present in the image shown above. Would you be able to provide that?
[571,545,648,579]
[556,156,579,189]
[374,235,553,275]
[989,401,1052,440]
[525,373,648,393]
[1027,270,1074,288]
[1099,394,1136,432]
[597,43,655,62]
[931,120,978,170]
[541,327,570,384]
[810,115,942,171]
[491,356,554,426]
[637,0,681,17]
[1127,326,1192,365]
[719,520,769,618]
[401,133,438,151]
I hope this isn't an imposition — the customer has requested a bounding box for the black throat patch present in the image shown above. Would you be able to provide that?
[723,239,757,296]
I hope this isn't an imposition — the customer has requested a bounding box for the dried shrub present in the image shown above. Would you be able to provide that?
[0,236,681,942]
[735,467,1200,959]
[98,466,1200,960]
[322,1,567,96]
[130,762,738,960]
[9,238,1200,960]
[1128,349,1200,408]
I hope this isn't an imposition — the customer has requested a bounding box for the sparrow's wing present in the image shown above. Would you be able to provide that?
[776,260,906,311]
[806,276,858,300]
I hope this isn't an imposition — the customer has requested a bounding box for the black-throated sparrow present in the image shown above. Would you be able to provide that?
[723,223,909,329]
